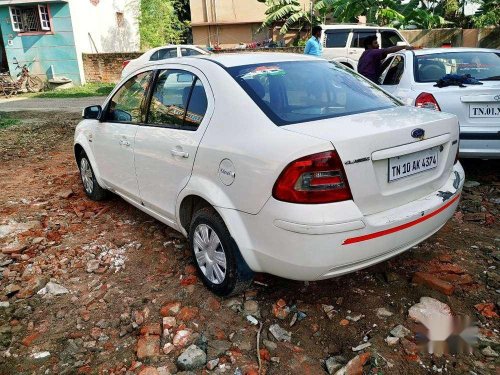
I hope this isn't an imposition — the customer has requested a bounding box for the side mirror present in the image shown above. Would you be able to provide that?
[82,105,102,119]
[396,41,407,47]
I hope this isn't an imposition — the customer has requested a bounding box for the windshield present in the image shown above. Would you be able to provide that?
[414,52,500,82]
[227,61,400,126]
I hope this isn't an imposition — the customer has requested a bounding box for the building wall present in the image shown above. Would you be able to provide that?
[190,0,309,48]
[0,2,81,84]
[193,23,268,48]
[69,0,140,84]
[69,0,140,54]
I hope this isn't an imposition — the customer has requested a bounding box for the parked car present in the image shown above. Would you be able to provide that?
[378,48,500,159]
[121,45,209,78]
[75,53,464,296]
[320,24,408,70]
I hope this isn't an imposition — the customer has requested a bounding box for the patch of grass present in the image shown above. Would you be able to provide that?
[31,83,115,98]
[0,113,20,129]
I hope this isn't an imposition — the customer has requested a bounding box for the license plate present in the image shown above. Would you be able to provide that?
[469,103,500,118]
[388,148,438,182]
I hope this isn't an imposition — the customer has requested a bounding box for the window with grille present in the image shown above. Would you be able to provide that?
[9,4,52,33]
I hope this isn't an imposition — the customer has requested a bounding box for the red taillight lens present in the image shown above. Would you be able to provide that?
[415,92,441,111]
[122,60,130,70]
[272,151,352,204]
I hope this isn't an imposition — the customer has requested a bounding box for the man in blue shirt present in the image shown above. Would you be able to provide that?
[304,26,322,56]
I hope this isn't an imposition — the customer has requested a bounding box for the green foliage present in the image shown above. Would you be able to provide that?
[258,0,324,35]
[29,83,115,99]
[139,0,187,49]
[473,0,500,27]
[0,113,20,129]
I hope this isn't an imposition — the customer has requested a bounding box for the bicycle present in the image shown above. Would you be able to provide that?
[0,58,44,98]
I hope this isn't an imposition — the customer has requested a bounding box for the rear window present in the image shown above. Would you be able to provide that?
[325,30,349,48]
[414,52,500,82]
[228,61,400,126]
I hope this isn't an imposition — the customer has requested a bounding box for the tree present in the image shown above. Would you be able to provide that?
[473,0,500,27]
[139,0,187,49]
[257,0,323,35]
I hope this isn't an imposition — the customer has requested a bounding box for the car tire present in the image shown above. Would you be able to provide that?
[189,207,253,296]
[78,151,108,201]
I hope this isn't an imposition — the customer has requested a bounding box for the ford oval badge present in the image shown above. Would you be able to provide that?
[411,128,425,139]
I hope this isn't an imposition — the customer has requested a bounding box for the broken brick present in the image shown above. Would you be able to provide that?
[136,335,160,359]
[177,306,199,322]
[475,303,499,319]
[140,323,161,336]
[160,301,181,317]
[412,272,455,295]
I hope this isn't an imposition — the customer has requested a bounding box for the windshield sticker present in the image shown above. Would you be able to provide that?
[240,66,286,79]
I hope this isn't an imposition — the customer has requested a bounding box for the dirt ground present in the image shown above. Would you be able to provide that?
[0,111,498,375]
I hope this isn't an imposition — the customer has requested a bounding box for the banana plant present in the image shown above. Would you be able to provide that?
[257,0,325,34]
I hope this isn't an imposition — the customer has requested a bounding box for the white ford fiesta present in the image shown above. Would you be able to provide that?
[74,53,464,296]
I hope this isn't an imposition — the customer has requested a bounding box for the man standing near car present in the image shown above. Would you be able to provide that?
[357,35,413,82]
[304,26,323,56]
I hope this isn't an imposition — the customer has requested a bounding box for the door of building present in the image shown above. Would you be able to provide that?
[0,30,8,73]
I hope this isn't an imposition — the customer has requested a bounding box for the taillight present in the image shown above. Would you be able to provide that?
[415,92,441,111]
[122,60,130,70]
[272,151,352,204]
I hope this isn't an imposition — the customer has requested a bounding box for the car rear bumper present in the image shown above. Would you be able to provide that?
[459,131,500,159]
[219,163,464,281]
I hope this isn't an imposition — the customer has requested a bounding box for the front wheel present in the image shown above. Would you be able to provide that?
[78,152,108,201]
[26,76,43,93]
[189,207,253,296]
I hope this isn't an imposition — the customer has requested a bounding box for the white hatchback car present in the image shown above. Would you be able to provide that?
[75,53,464,296]
[378,48,500,158]
[121,44,209,78]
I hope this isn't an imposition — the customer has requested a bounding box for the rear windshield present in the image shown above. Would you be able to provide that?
[414,52,500,82]
[228,61,400,126]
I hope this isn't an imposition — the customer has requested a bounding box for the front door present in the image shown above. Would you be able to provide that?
[134,67,212,223]
[93,70,154,201]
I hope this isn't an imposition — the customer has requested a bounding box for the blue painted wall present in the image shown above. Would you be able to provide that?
[0,2,81,84]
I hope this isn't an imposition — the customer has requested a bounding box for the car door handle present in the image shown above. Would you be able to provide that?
[171,149,189,158]
[119,139,130,147]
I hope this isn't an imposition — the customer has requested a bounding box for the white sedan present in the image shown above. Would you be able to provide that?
[75,53,464,296]
[121,44,209,78]
[378,48,500,158]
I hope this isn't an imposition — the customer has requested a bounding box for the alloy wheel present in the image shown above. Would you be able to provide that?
[80,158,94,194]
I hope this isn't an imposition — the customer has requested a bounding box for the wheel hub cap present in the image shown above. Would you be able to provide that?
[193,224,227,284]
[80,158,94,194]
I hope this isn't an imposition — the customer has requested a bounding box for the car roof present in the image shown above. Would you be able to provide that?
[190,52,321,68]
[320,24,397,30]
[411,47,499,55]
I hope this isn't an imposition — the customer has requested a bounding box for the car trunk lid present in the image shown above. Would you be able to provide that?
[412,81,500,128]
[282,106,459,215]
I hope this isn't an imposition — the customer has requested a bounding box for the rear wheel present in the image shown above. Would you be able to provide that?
[26,76,43,93]
[189,207,253,296]
[78,151,108,201]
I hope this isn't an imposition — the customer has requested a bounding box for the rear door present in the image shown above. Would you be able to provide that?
[93,71,153,200]
[322,29,350,61]
[134,67,212,223]
[348,29,377,62]
[380,30,404,48]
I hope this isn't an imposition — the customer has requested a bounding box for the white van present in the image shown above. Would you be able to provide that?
[320,24,408,70]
